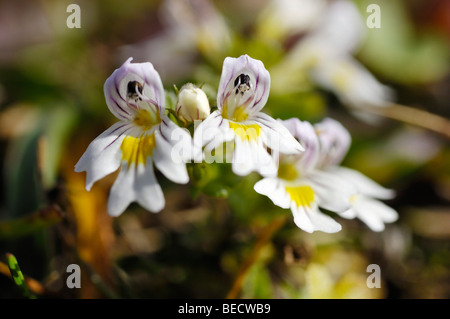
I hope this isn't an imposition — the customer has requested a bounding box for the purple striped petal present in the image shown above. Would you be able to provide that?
[217,55,270,116]
[104,57,165,121]
[314,117,351,167]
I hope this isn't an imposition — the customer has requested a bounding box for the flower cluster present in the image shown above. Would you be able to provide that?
[75,54,397,233]
[255,117,398,233]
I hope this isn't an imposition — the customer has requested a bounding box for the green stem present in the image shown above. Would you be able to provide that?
[6,253,36,299]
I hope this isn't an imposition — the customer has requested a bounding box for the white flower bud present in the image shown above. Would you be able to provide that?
[176,83,210,122]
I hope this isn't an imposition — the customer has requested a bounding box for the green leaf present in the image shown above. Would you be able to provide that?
[0,206,63,239]
[356,0,449,84]
[4,125,45,218]
[41,104,79,189]
[241,262,274,299]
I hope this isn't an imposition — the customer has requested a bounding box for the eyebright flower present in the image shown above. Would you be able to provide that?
[194,54,303,177]
[254,117,398,233]
[314,118,398,231]
[254,118,354,233]
[176,83,210,123]
[75,58,192,217]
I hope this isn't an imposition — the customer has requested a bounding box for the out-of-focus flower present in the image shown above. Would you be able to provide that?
[119,0,231,82]
[254,117,398,233]
[160,0,231,58]
[309,54,394,112]
[255,0,327,41]
[194,54,303,177]
[75,58,192,217]
[176,83,210,123]
[315,118,398,231]
[269,0,394,113]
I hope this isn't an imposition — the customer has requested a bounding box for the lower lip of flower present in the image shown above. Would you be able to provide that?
[228,122,261,142]
[121,133,156,165]
[285,185,315,208]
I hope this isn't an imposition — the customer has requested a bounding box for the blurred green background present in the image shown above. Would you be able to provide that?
[0,0,449,299]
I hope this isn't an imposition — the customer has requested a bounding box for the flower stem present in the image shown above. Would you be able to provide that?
[226,215,287,299]
[364,104,450,139]
[5,253,38,298]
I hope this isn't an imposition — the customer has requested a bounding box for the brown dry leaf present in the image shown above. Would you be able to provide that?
[61,136,116,298]
[0,104,39,139]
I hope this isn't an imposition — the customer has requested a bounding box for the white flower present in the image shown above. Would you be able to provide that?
[310,55,394,111]
[176,83,210,122]
[315,118,398,231]
[255,117,398,233]
[270,0,394,113]
[194,54,303,177]
[256,0,327,40]
[75,58,192,217]
[254,118,355,233]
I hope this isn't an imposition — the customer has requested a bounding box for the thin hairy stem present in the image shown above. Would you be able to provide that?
[226,215,287,299]
[363,104,450,139]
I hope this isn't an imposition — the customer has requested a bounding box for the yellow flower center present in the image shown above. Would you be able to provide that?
[278,162,299,181]
[222,104,249,122]
[229,122,261,142]
[285,185,315,208]
[120,133,156,166]
[133,108,159,130]
[349,194,359,204]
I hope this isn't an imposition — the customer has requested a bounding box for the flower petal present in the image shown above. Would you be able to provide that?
[153,116,191,184]
[311,0,365,55]
[308,169,355,213]
[255,112,304,155]
[339,207,357,219]
[291,204,342,233]
[232,137,277,177]
[135,158,166,213]
[75,121,132,191]
[254,178,291,209]
[311,56,394,109]
[282,117,319,171]
[217,55,270,115]
[331,166,395,199]
[198,112,235,151]
[291,204,315,233]
[231,137,257,176]
[314,117,351,167]
[350,195,398,231]
[104,57,165,121]
[307,209,342,233]
[107,159,165,216]
[107,163,136,217]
